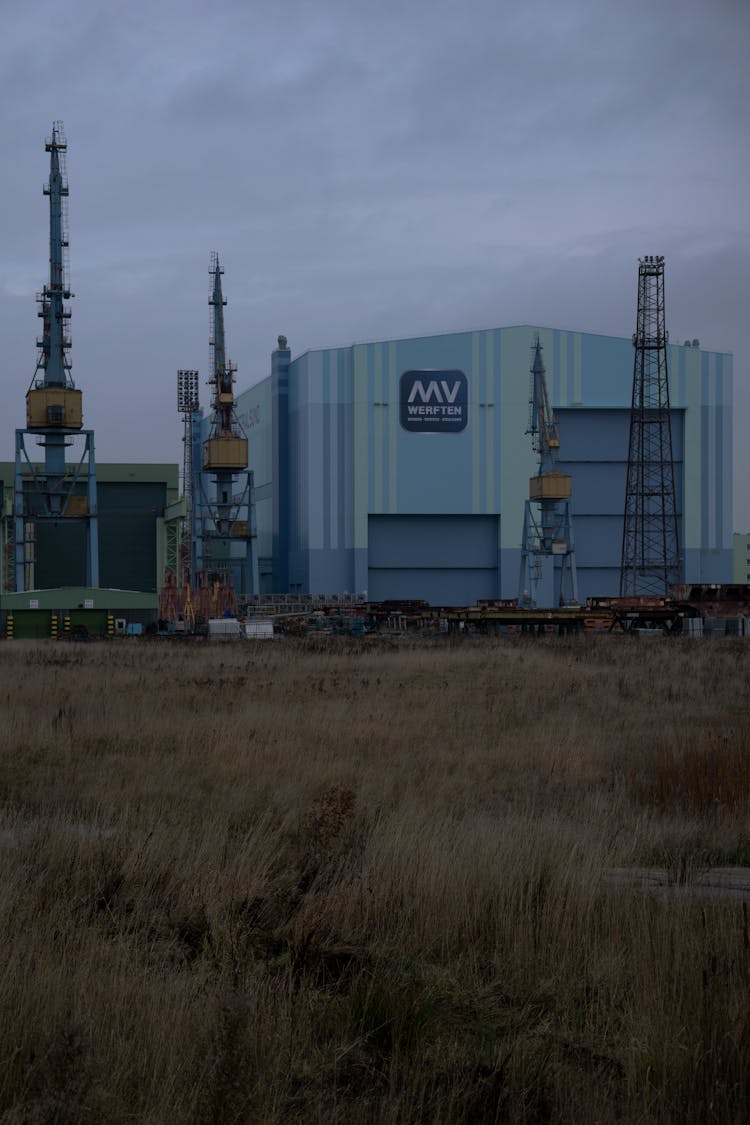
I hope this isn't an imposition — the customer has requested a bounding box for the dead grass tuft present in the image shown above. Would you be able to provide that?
[643,729,750,813]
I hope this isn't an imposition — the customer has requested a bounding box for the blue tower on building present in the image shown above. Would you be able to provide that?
[13,122,98,592]
[271,335,291,594]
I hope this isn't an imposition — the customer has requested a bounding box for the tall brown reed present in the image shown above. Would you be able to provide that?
[0,636,748,1122]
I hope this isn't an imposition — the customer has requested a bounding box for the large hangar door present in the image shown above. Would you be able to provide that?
[367,515,499,606]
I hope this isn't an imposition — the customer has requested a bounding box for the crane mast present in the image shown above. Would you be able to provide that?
[203,254,247,539]
[518,336,578,607]
[209,260,235,438]
[528,340,560,466]
[38,124,72,388]
[28,123,79,500]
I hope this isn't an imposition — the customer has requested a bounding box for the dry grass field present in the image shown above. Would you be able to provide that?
[0,635,749,1123]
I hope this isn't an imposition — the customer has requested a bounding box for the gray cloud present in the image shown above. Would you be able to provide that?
[1,0,748,525]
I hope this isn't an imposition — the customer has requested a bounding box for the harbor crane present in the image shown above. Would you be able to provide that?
[518,336,578,607]
[195,253,257,603]
[12,122,98,592]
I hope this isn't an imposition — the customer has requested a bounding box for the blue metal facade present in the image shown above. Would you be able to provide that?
[209,325,732,605]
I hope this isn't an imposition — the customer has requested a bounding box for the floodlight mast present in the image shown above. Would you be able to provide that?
[177,369,200,585]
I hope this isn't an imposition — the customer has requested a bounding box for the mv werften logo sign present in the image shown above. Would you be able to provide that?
[399,370,468,433]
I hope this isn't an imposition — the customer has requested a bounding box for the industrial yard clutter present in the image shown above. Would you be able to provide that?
[0,124,734,637]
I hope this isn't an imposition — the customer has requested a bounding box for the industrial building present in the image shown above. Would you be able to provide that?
[1,323,734,616]
[0,461,178,635]
[0,461,178,594]
[1,125,734,619]
[733,533,750,584]
[0,123,179,636]
[188,322,732,606]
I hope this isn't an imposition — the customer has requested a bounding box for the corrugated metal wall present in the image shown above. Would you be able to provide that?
[98,482,166,592]
[35,523,86,588]
[368,515,500,604]
[32,480,167,592]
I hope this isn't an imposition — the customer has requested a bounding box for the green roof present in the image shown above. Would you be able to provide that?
[0,461,178,488]
[0,587,159,611]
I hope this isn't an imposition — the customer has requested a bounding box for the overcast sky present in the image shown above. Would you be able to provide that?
[2,0,748,526]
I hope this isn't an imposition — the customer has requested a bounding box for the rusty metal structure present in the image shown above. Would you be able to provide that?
[620,256,680,595]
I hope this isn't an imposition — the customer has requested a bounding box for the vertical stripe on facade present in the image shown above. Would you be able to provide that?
[700,354,710,549]
[337,350,348,555]
[388,341,397,512]
[485,330,495,513]
[681,347,701,554]
[675,345,685,408]
[374,344,383,513]
[322,351,331,550]
[308,356,324,552]
[478,331,487,513]
[353,346,368,553]
[552,330,561,407]
[471,331,480,513]
[714,360,723,553]
[720,355,732,565]
[573,334,582,404]
[561,333,571,405]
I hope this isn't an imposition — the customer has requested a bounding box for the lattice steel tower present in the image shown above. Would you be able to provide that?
[620,255,680,595]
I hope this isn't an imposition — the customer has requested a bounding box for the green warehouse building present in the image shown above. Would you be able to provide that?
[0,462,178,637]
